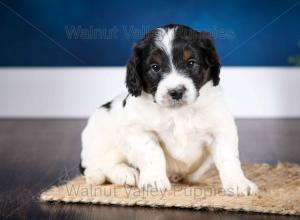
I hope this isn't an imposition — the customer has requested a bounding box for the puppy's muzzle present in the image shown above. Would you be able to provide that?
[168,85,186,100]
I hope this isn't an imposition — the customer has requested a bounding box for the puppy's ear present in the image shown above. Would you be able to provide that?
[126,44,143,97]
[198,32,221,86]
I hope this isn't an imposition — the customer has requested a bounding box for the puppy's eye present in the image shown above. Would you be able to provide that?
[186,60,195,68]
[151,64,161,72]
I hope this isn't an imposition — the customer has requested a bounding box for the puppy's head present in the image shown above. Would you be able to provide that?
[126,24,220,108]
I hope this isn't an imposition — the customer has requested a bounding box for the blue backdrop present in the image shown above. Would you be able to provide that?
[0,0,299,66]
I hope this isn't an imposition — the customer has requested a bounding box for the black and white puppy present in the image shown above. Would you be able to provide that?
[81,24,258,195]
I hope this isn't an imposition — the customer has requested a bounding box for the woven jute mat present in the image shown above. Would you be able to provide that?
[40,163,300,215]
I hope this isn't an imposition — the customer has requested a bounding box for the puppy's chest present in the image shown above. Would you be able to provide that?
[156,114,213,165]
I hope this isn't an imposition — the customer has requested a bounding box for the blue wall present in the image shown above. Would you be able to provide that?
[0,0,299,66]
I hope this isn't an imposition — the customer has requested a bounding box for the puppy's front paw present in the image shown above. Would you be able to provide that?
[222,177,258,196]
[138,171,171,191]
[111,164,139,186]
[84,168,106,185]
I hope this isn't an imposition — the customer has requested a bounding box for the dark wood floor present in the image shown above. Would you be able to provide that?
[0,119,299,220]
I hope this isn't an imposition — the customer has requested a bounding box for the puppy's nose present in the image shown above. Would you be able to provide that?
[168,86,186,100]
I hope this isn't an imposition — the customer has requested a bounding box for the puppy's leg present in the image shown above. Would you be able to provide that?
[185,156,213,183]
[121,128,171,191]
[81,112,138,186]
[82,146,138,186]
[211,120,258,196]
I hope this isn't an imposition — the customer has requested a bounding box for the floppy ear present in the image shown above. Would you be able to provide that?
[198,32,221,86]
[125,44,143,97]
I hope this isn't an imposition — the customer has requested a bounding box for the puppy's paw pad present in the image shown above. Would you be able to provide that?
[169,175,183,183]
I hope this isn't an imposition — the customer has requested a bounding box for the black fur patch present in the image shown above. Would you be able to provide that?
[79,161,85,175]
[101,101,112,110]
[125,24,220,98]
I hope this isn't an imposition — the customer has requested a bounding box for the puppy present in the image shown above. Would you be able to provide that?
[80,24,258,195]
